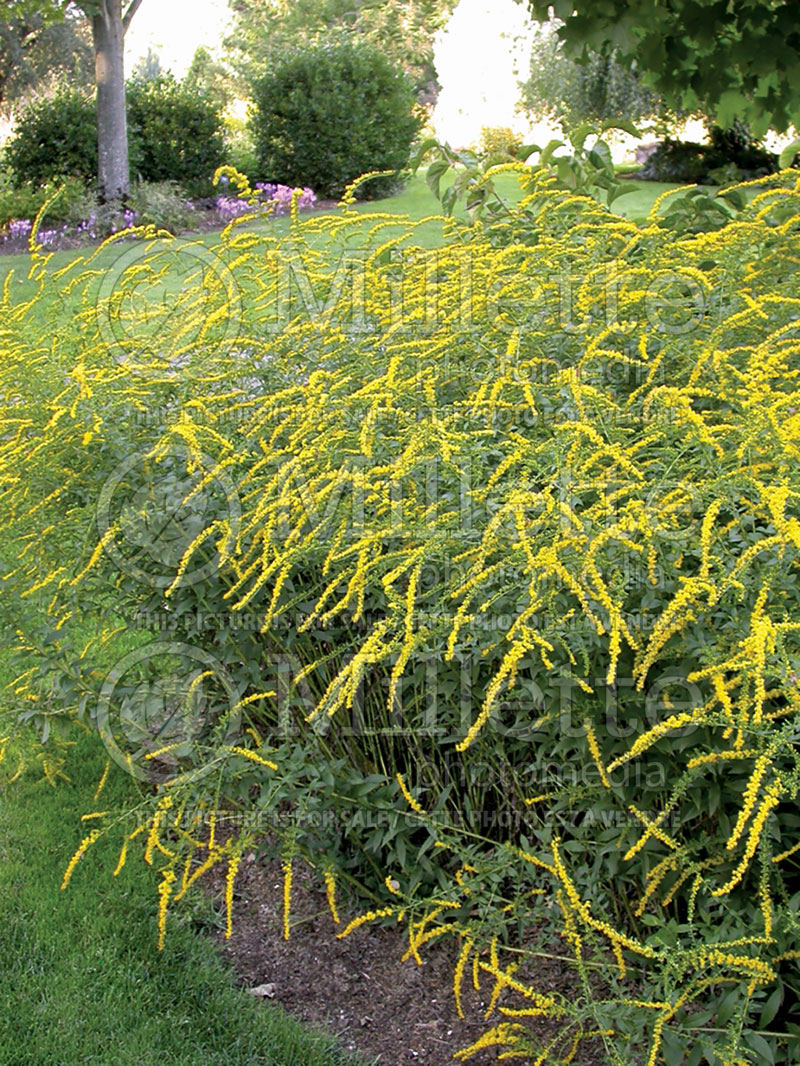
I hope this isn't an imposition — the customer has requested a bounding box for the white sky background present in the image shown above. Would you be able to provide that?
[431,0,542,145]
[124,0,233,78]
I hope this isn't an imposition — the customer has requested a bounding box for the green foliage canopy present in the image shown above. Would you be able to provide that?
[526,0,800,135]
[521,23,667,132]
[226,0,455,101]
[0,7,92,107]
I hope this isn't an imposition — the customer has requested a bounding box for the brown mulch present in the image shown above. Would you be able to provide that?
[203,846,607,1066]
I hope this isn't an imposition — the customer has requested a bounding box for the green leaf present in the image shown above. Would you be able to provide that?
[588,140,613,172]
[779,137,800,170]
[515,143,540,161]
[715,89,749,130]
[661,1029,684,1066]
[745,1032,775,1065]
[716,988,740,1027]
[425,159,450,199]
[720,188,747,211]
[607,182,639,206]
[540,139,565,167]
[569,122,596,149]
[440,184,458,216]
[409,137,440,171]
[601,118,643,139]
[758,986,782,1029]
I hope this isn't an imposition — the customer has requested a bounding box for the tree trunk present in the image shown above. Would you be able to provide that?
[93,0,128,201]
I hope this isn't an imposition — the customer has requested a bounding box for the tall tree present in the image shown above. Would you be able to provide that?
[525,0,800,135]
[0,8,92,108]
[226,0,456,104]
[521,22,669,133]
[0,0,144,198]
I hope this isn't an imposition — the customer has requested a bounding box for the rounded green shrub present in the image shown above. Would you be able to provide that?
[126,74,227,197]
[5,90,97,188]
[6,78,225,196]
[250,39,420,200]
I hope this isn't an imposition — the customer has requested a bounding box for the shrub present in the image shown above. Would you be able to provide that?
[5,90,97,188]
[0,175,87,227]
[5,78,226,196]
[521,23,668,132]
[3,169,800,1065]
[126,74,227,196]
[478,126,523,164]
[60,180,197,239]
[642,125,778,184]
[250,39,420,200]
[126,180,198,230]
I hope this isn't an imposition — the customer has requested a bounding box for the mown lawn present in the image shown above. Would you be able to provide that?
[0,721,369,1066]
[0,171,684,299]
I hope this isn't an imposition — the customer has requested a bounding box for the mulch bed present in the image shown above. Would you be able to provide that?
[203,845,607,1066]
[0,198,344,257]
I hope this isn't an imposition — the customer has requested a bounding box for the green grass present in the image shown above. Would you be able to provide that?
[0,172,688,298]
[0,727,368,1066]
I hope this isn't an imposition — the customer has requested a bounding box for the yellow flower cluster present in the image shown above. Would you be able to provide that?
[5,153,800,1066]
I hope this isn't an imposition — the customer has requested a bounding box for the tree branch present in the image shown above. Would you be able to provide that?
[122,0,143,35]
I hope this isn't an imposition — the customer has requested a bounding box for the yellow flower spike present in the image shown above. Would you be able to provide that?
[245,726,262,747]
[457,640,528,753]
[68,525,119,587]
[92,760,110,801]
[61,829,101,890]
[699,499,723,579]
[584,722,611,788]
[172,846,224,902]
[453,938,473,1019]
[281,858,293,940]
[773,839,800,864]
[477,961,559,1013]
[713,782,784,896]
[336,906,396,940]
[144,743,185,761]
[396,772,425,815]
[224,746,278,771]
[608,708,709,773]
[324,869,340,924]
[225,850,242,939]
[454,1023,520,1061]
[144,793,173,866]
[401,906,445,963]
[551,839,656,958]
[406,920,423,966]
[156,867,177,951]
[725,755,769,851]
[113,824,145,878]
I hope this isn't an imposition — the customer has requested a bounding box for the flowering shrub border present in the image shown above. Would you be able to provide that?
[3,166,800,1065]
[0,179,318,251]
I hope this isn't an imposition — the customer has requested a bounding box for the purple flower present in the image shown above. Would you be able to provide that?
[253,183,318,216]
[8,218,32,239]
[216,195,254,221]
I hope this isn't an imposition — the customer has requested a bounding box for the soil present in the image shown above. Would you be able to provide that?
[203,845,607,1066]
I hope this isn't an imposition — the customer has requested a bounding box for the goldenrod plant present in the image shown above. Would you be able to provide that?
[2,164,800,1063]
